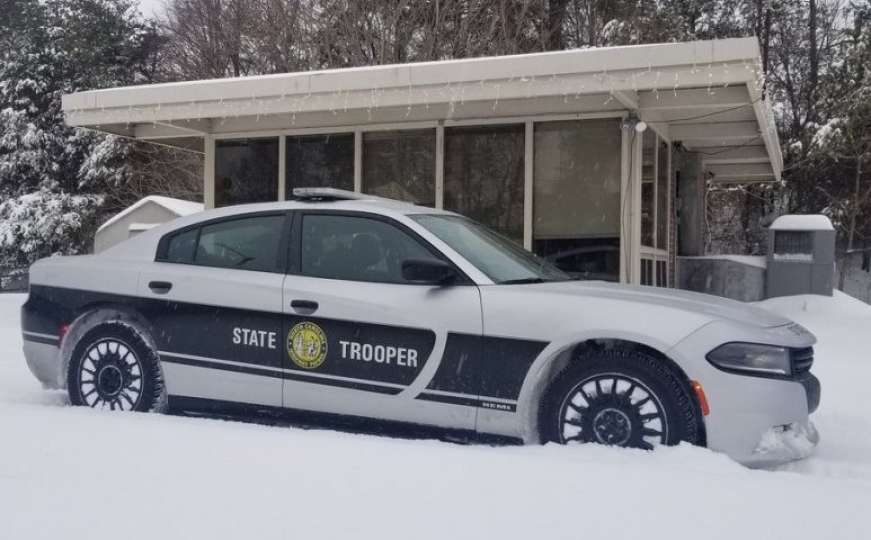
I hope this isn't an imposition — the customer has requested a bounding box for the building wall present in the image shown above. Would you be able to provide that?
[678,256,766,302]
[94,203,178,253]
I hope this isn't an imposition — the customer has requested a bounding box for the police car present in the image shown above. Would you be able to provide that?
[21,188,820,466]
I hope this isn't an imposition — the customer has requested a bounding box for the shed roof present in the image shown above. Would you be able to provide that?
[63,37,782,184]
[770,215,834,231]
[97,195,204,233]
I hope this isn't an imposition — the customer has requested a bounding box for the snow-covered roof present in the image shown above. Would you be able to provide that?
[770,214,834,231]
[97,196,204,233]
[62,37,783,183]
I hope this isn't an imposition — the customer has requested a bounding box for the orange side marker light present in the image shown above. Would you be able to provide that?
[691,380,710,416]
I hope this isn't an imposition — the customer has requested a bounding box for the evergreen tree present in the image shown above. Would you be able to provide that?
[0,0,157,267]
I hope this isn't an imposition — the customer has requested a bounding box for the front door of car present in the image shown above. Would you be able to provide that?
[137,211,291,408]
[280,211,483,430]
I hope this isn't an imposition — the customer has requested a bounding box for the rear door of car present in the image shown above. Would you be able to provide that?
[137,211,291,408]
[279,210,483,430]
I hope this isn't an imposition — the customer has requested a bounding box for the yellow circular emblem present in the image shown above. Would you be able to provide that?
[287,321,328,369]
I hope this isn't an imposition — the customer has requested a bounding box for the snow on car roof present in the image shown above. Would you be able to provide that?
[770,214,834,231]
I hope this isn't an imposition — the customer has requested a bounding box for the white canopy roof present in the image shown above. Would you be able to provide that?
[63,37,782,183]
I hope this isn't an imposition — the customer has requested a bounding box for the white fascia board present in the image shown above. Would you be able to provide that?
[747,83,784,180]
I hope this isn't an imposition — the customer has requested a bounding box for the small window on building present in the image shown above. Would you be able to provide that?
[301,214,439,284]
[444,124,525,244]
[641,258,654,286]
[655,260,667,287]
[215,138,279,207]
[164,228,198,263]
[363,129,435,206]
[773,231,813,261]
[194,215,285,272]
[285,133,354,195]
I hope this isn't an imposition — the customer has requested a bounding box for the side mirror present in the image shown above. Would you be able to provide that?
[402,259,457,285]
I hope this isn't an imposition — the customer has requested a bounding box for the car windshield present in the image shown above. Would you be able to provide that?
[411,214,571,284]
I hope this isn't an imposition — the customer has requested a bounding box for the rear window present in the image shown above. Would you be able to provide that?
[164,228,198,263]
[159,214,285,273]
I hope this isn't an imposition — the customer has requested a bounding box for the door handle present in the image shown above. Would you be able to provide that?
[148,281,173,294]
[290,299,318,312]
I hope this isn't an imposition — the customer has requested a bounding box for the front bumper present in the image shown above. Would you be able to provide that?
[742,419,819,468]
[671,322,820,467]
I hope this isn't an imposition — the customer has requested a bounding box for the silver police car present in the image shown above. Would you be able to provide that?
[21,189,819,466]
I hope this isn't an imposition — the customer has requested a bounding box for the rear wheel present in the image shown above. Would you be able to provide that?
[67,323,162,412]
[542,348,702,449]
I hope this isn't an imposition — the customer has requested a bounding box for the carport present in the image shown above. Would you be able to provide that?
[62,37,783,286]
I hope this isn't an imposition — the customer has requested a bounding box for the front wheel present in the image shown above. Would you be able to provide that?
[542,348,702,450]
[67,322,163,412]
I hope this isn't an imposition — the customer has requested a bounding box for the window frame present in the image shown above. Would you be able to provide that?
[155,211,293,275]
[291,209,473,286]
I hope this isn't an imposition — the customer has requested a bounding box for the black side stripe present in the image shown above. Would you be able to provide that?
[22,333,60,346]
[416,392,518,413]
[160,354,402,395]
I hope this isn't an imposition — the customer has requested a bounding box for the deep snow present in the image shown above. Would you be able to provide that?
[1,291,870,539]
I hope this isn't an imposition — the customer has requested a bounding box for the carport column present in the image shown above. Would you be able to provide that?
[435,123,445,209]
[354,129,363,192]
[619,124,642,285]
[203,134,216,209]
[523,120,534,250]
[278,135,287,201]
[631,128,643,285]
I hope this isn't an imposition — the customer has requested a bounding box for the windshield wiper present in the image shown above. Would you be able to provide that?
[498,277,547,285]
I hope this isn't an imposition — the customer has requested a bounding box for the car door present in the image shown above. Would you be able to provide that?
[137,211,291,408]
[280,210,483,430]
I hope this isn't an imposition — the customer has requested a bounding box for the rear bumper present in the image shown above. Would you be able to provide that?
[23,337,62,389]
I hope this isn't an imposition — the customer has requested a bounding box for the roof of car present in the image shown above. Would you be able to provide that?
[98,192,455,260]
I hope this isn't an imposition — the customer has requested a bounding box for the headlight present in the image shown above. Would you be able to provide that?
[706,342,791,376]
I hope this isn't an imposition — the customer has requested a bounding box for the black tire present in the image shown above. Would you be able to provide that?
[67,322,163,412]
[541,347,702,450]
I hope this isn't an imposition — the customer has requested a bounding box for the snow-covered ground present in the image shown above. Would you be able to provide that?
[1,292,870,540]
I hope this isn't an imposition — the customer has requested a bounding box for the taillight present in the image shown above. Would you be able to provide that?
[58,324,70,345]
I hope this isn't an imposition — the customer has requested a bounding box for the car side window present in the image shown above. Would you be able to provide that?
[301,214,440,284]
[192,215,285,272]
[165,228,198,263]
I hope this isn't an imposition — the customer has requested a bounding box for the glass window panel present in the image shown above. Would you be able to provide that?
[641,130,656,247]
[285,133,354,196]
[444,124,525,244]
[301,214,439,284]
[165,228,198,263]
[194,215,284,272]
[656,140,669,250]
[363,129,435,206]
[532,119,622,281]
[656,260,666,287]
[215,138,279,207]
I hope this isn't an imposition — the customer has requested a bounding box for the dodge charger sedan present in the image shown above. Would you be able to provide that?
[21,188,820,466]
